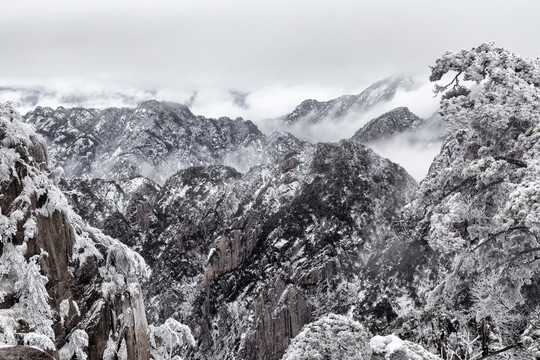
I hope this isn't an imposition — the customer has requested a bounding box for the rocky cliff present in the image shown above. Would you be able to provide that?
[351,107,423,144]
[13,43,540,360]
[62,139,418,359]
[0,102,150,359]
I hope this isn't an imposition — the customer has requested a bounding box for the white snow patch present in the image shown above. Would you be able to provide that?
[59,299,70,326]
[273,238,288,249]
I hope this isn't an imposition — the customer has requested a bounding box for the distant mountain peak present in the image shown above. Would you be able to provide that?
[281,76,414,125]
[351,106,421,144]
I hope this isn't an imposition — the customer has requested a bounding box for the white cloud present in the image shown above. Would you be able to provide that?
[3,1,540,94]
[369,135,443,183]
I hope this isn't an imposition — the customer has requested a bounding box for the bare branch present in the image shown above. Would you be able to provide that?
[433,71,464,96]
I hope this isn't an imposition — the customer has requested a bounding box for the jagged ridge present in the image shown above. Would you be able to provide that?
[25,100,307,183]
[281,76,413,125]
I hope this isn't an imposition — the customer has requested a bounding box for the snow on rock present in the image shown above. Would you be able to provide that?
[58,329,89,360]
[59,175,161,251]
[63,138,417,360]
[370,335,442,360]
[14,43,540,360]
[23,333,56,352]
[351,107,424,144]
[0,102,150,359]
[59,299,69,326]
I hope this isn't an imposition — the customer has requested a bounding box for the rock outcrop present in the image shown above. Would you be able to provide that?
[59,176,161,251]
[351,107,422,144]
[349,107,445,181]
[62,140,417,359]
[0,102,150,359]
[351,107,445,148]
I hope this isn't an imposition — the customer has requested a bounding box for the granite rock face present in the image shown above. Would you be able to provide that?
[59,176,161,252]
[0,102,150,359]
[63,140,418,359]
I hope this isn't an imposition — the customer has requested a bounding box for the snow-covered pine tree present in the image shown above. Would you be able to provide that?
[149,318,195,360]
[281,314,372,360]
[408,42,540,358]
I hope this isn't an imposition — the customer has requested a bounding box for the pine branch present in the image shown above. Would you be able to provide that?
[475,342,521,359]
[494,156,527,168]
[509,247,540,263]
[472,226,529,252]
[434,71,463,95]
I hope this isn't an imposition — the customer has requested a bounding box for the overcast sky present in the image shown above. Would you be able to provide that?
[2,0,540,118]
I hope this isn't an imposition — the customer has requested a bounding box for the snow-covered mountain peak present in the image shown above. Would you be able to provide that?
[281,76,414,125]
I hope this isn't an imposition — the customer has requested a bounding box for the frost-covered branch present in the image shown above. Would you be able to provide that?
[493,156,527,168]
[471,226,529,252]
[433,71,463,96]
[474,341,522,359]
